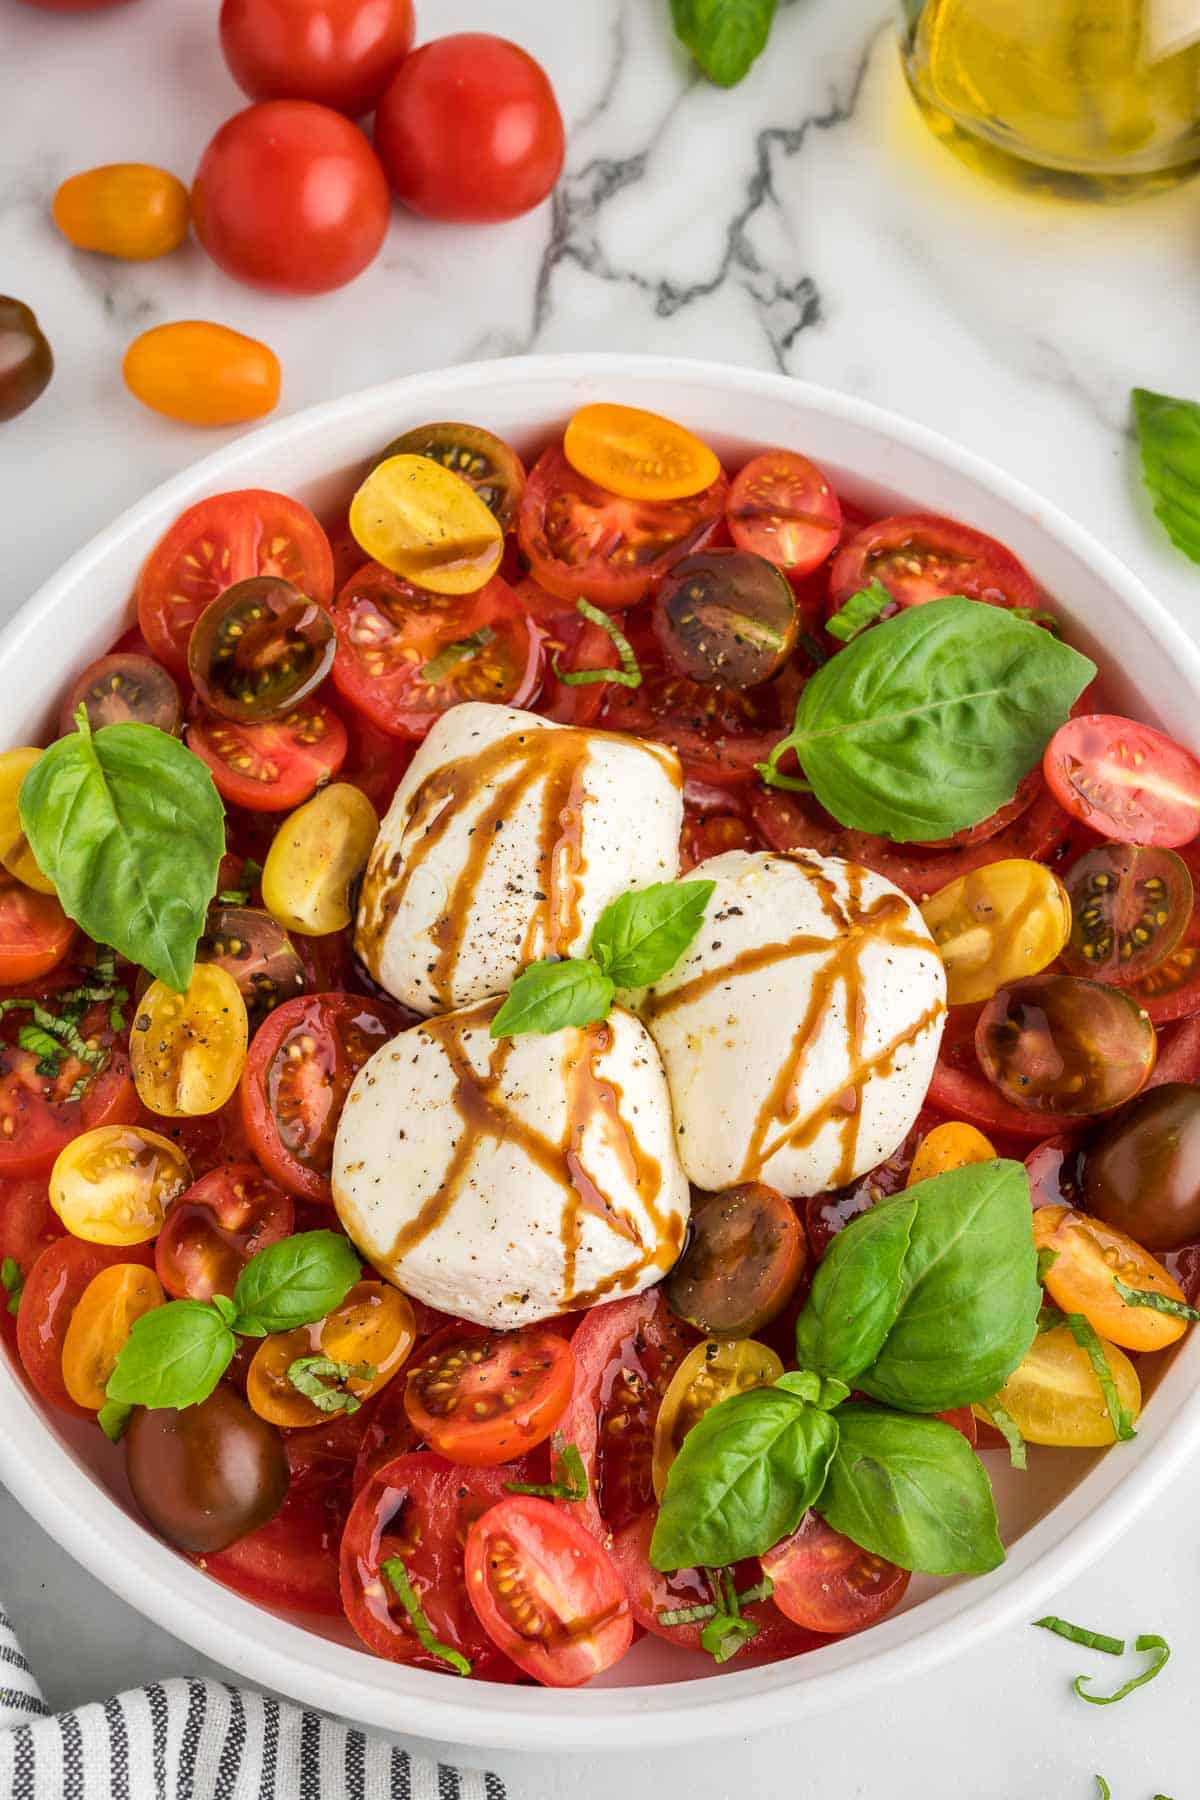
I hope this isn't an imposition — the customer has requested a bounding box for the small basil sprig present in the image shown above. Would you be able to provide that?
[288,1355,376,1416]
[757,597,1095,842]
[651,1161,1040,1576]
[19,711,224,991]
[490,879,714,1039]
[825,578,892,644]
[670,0,778,86]
[1132,386,1200,565]
[106,1231,360,1412]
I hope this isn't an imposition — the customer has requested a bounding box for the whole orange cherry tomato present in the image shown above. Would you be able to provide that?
[1033,1205,1189,1352]
[123,322,280,426]
[53,165,189,261]
[60,1261,164,1410]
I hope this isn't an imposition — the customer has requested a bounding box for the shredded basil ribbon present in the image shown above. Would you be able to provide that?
[1035,1616,1125,1657]
[216,857,263,907]
[976,1398,1026,1471]
[1062,1312,1137,1442]
[504,1434,589,1503]
[1113,1277,1200,1323]
[552,598,642,688]
[697,1568,760,1664]
[420,627,496,685]
[1036,1246,1060,1282]
[1035,1617,1171,1706]
[381,1558,471,1677]
[657,1576,773,1629]
[0,1257,22,1317]
[825,579,892,644]
[287,1355,376,1416]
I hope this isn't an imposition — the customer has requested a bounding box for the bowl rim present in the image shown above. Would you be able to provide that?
[4,351,1200,1754]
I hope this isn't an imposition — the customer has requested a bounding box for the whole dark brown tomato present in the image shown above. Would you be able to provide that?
[1082,1082,1200,1250]
[124,1385,289,1553]
[0,298,53,422]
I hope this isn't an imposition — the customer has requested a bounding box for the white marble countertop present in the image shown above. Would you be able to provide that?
[3,0,1200,1794]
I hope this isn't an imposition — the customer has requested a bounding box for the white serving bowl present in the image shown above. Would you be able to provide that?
[2,354,1198,1753]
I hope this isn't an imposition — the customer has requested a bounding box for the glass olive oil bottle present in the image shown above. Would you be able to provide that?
[899,0,1200,198]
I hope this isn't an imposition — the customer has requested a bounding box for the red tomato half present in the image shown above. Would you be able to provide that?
[680,804,756,873]
[727,451,842,578]
[404,1327,575,1467]
[340,1452,519,1676]
[136,490,334,678]
[155,1163,294,1301]
[192,101,390,295]
[0,1178,63,1348]
[0,878,75,986]
[205,1428,351,1616]
[531,603,620,728]
[1044,714,1200,849]
[0,1001,138,1179]
[331,566,544,740]
[188,702,347,812]
[761,1511,910,1635]
[240,992,401,1201]
[374,34,564,223]
[465,1495,632,1687]
[519,446,727,610]
[219,0,415,116]
[828,514,1042,614]
[16,1236,152,1419]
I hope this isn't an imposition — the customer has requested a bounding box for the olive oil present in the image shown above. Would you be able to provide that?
[900,0,1200,199]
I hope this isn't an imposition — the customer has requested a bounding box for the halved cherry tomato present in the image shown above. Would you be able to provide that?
[761,1510,910,1635]
[928,1002,1088,1140]
[651,1336,783,1498]
[205,1425,351,1616]
[188,579,335,722]
[351,1375,419,1495]
[921,859,1071,1006]
[155,1163,293,1301]
[680,804,756,872]
[465,1494,632,1687]
[0,752,55,894]
[16,1236,153,1420]
[349,455,504,596]
[189,701,347,812]
[518,446,727,610]
[59,654,182,738]
[337,709,415,815]
[53,163,189,261]
[976,974,1156,1116]
[404,1326,574,1467]
[196,904,307,1033]
[652,549,798,688]
[1127,907,1200,1023]
[560,1290,696,1533]
[727,451,842,579]
[50,1124,193,1246]
[240,991,401,1201]
[803,1110,942,1260]
[0,1001,138,1179]
[667,1183,805,1337]
[563,405,721,504]
[248,1279,414,1426]
[136,490,333,678]
[124,323,281,429]
[1033,1205,1187,1351]
[981,1323,1141,1446]
[331,564,543,740]
[0,1177,63,1347]
[828,514,1042,613]
[1025,1133,1085,1211]
[377,422,525,530]
[906,1120,995,1186]
[130,965,249,1118]
[60,1260,164,1409]
[340,1451,521,1673]
[531,602,620,728]
[0,876,75,985]
[1062,844,1193,986]
[1044,715,1200,849]
[260,782,378,937]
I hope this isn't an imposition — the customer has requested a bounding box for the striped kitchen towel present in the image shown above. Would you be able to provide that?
[0,1600,506,1799]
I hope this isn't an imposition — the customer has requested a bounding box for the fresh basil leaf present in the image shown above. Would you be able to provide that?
[1133,387,1200,565]
[976,1397,1027,1471]
[760,598,1095,841]
[591,880,715,988]
[489,958,614,1039]
[231,1230,360,1335]
[825,579,893,644]
[1,1256,23,1316]
[19,715,224,991]
[670,0,779,86]
[859,1160,1041,1413]
[775,1370,850,1411]
[793,1193,917,1385]
[700,1612,758,1663]
[650,1388,838,1571]
[97,1398,133,1443]
[106,1300,235,1410]
[817,1403,1003,1575]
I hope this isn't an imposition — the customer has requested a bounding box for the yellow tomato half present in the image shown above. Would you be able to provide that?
[261,782,379,938]
[247,1280,416,1427]
[1034,1205,1188,1352]
[651,1336,783,1500]
[130,965,249,1118]
[563,403,721,502]
[53,163,189,261]
[907,1121,995,1187]
[349,454,503,596]
[61,1262,165,1409]
[921,858,1071,1006]
[0,748,54,894]
[979,1323,1141,1447]
[50,1126,193,1246]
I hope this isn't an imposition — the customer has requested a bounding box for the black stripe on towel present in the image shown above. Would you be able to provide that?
[103,1694,130,1800]
[146,1682,169,1798]
[10,1725,34,1800]
[177,1678,208,1800]
[0,1691,49,1717]
[439,1763,462,1800]
[214,1684,247,1800]
[485,1775,507,1800]
[299,1706,322,1799]
[390,1744,412,1800]
[59,1708,83,1800]
[345,1725,366,1800]
[258,1692,281,1800]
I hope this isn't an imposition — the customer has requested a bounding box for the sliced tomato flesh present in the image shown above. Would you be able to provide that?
[828,512,1042,615]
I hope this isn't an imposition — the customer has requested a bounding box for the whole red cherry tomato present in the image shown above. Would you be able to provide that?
[374,34,564,223]
[220,0,415,116]
[192,101,390,295]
